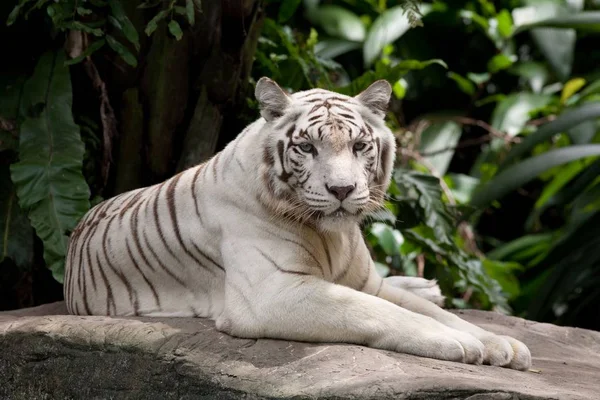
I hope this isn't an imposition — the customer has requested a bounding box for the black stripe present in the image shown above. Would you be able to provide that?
[119,190,145,219]
[166,174,221,275]
[256,247,309,276]
[374,278,384,296]
[191,242,225,272]
[142,229,188,287]
[191,164,205,224]
[318,232,332,277]
[212,153,221,183]
[102,215,139,314]
[125,239,161,308]
[95,252,116,315]
[153,182,183,264]
[280,237,324,273]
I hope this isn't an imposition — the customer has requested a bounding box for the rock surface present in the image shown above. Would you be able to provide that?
[1,302,599,399]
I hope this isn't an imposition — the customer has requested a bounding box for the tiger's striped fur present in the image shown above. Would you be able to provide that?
[65,79,531,370]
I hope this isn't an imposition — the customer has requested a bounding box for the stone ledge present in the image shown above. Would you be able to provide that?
[1,302,599,399]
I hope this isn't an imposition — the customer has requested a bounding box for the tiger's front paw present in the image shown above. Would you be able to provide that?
[384,276,445,307]
[476,333,532,370]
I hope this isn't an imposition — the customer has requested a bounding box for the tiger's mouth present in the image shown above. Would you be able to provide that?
[332,207,352,217]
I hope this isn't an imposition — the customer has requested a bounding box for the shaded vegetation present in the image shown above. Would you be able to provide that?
[1,0,599,330]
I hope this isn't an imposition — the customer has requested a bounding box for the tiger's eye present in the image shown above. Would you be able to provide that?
[353,142,367,151]
[299,143,315,153]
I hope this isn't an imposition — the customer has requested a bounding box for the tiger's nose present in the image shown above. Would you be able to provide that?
[326,184,355,201]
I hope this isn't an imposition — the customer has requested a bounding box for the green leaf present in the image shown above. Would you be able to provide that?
[541,159,600,209]
[502,102,600,166]
[447,72,475,96]
[336,59,446,96]
[579,80,600,100]
[487,233,554,261]
[369,222,404,256]
[306,5,365,42]
[392,79,407,99]
[534,158,594,209]
[496,9,514,38]
[314,39,361,59]
[508,62,550,93]
[108,0,140,51]
[418,120,462,175]
[374,261,391,278]
[106,35,138,67]
[445,174,480,204]
[64,39,106,66]
[363,4,431,67]
[65,21,104,37]
[76,7,93,16]
[487,54,515,74]
[514,11,600,33]
[10,51,91,282]
[466,72,490,85]
[0,164,34,269]
[278,0,301,23]
[560,77,586,104]
[145,9,169,36]
[568,120,597,145]
[483,259,522,300]
[185,0,195,25]
[513,2,576,80]
[491,92,552,137]
[393,170,455,245]
[168,20,183,40]
[7,4,23,26]
[570,182,600,228]
[471,145,600,208]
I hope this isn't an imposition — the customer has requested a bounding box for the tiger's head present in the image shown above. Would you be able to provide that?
[256,77,396,232]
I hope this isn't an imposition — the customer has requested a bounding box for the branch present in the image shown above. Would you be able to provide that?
[418,116,521,157]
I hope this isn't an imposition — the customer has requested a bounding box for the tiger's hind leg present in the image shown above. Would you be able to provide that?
[384,276,445,307]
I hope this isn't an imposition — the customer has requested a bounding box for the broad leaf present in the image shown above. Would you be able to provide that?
[470,92,552,177]
[491,92,552,137]
[471,145,600,208]
[513,1,576,80]
[369,222,404,256]
[314,39,361,59]
[168,20,183,41]
[419,120,462,176]
[10,51,91,282]
[501,102,600,167]
[106,35,138,67]
[533,157,595,210]
[508,62,550,93]
[108,0,140,51]
[514,11,600,33]
[363,4,431,67]
[336,59,446,96]
[444,174,480,204]
[305,5,365,42]
[279,0,302,23]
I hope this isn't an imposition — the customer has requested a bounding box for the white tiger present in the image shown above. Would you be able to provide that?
[64,78,531,370]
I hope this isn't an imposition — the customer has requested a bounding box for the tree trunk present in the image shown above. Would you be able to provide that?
[111,0,264,195]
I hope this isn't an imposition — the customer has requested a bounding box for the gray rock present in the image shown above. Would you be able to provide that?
[1,302,599,399]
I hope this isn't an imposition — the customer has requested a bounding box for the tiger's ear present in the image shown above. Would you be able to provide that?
[255,77,291,122]
[355,80,392,117]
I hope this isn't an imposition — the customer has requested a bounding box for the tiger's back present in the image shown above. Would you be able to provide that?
[64,163,229,317]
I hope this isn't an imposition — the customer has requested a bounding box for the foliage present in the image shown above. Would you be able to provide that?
[7,0,201,67]
[1,0,600,330]
[9,51,90,282]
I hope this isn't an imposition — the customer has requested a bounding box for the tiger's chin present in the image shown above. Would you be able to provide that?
[312,208,364,233]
